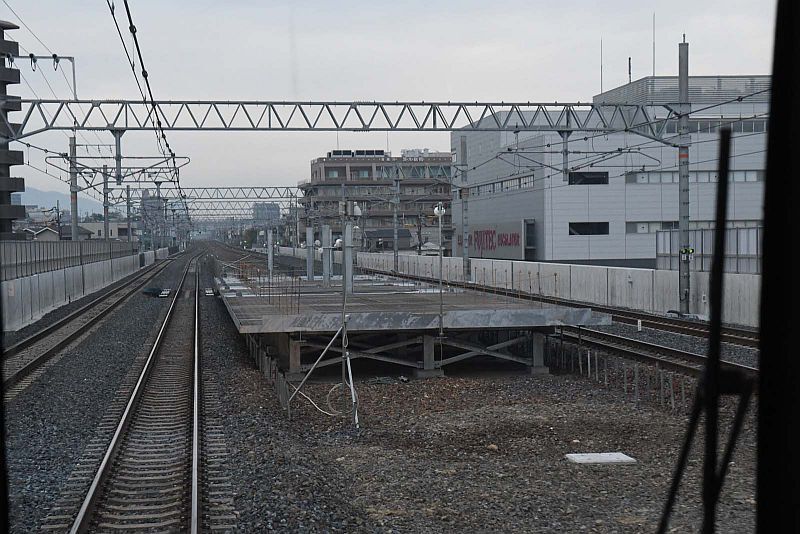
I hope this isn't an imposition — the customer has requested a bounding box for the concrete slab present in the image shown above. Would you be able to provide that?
[217,274,612,335]
[565,452,637,464]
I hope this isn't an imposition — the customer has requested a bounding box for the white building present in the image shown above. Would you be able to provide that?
[450,75,769,268]
[80,221,139,241]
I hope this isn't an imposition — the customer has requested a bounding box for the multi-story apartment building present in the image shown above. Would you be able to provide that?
[450,75,769,267]
[299,149,453,250]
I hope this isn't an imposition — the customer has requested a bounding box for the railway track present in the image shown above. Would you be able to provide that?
[559,326,759,379]
[2,257,175,392]
[69,257,201,533]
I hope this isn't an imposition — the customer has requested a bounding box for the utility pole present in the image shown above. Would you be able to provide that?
[56,200,61,239]
[417,207,423,255]
[678,38,691,315]
[69,136,79,241]
[126,185,131,243]
[459,136,470,281]
[392,168,400,272]
[102,164,109,241]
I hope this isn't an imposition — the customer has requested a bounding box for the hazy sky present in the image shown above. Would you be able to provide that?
[3,0,777,197]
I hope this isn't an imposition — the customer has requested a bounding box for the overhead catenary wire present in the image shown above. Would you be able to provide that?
[106,0,191,225]
[458,116,769,193]
[448,88,770,184]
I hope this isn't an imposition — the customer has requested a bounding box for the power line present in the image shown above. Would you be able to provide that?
[460,115,769,191]
[106,0,190,225]
[1,0,52,54]
[462,147,768,205]
[451,87,772,181]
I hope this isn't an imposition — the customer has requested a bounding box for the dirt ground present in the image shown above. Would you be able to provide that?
[289,372,756,533]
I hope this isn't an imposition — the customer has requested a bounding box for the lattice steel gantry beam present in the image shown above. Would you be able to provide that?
[108,186,300,204]
[0,99,676,143]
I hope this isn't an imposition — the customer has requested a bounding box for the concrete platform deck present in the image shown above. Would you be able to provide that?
[216,274,611,334]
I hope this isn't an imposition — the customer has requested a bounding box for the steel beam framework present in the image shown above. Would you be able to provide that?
[107,186,301,220]
[1,99,676,142]
[108,186,299,203]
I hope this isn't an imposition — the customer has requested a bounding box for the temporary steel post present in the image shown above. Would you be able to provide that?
[102,164,109,241]
[322,224,331,287]
[678,39,691,314]
[69,136,79,241]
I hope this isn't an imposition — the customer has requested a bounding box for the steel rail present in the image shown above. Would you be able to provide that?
[2,258,169,360]
[1,259,177,391]
[69,254,201,533]
[560,327,758,379]
[351,265,759,348]
[190,262,201,534]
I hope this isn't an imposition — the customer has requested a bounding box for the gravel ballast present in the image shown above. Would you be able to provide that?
[592,322,760,368]
[4,254,192,533]
[199,260,756,533]
[2,259,164,349]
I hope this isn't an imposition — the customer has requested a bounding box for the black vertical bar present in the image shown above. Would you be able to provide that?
[758,0,798,530]
[0,256,6,532]
[702,128,731,533]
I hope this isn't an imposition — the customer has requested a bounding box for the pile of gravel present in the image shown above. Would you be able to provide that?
[4,254,192,533]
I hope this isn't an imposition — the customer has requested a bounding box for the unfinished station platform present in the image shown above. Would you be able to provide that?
[214,270,611,379]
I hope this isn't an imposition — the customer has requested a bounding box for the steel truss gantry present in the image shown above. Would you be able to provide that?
[2,99,678,143]
[107,186,301,221]
[108,186,299,204]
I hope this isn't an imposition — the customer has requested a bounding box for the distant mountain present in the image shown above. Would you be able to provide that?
[17,187,115,216]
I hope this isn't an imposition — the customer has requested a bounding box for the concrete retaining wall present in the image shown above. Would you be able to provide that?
[348,252,761,327]
[2,253,149,332]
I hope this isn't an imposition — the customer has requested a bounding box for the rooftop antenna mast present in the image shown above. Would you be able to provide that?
[653,12,656,76]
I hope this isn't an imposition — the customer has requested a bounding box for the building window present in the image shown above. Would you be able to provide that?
[327,169,339,179]
[569,222,609,235]
[568,172,609,185]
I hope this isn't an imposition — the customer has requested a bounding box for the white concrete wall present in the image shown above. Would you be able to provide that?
[347,251,761,327]
[2,252,149,332]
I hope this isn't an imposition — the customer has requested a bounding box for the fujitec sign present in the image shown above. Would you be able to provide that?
[456,222,525,259]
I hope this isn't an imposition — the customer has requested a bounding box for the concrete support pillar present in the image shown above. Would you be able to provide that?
[306,226,314,281]
[288,338,303,379]
[414,335,444,378]
[530,332,549,375]
[322,224,331,287]
[267,228,274,276]
[343,221,353,294]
